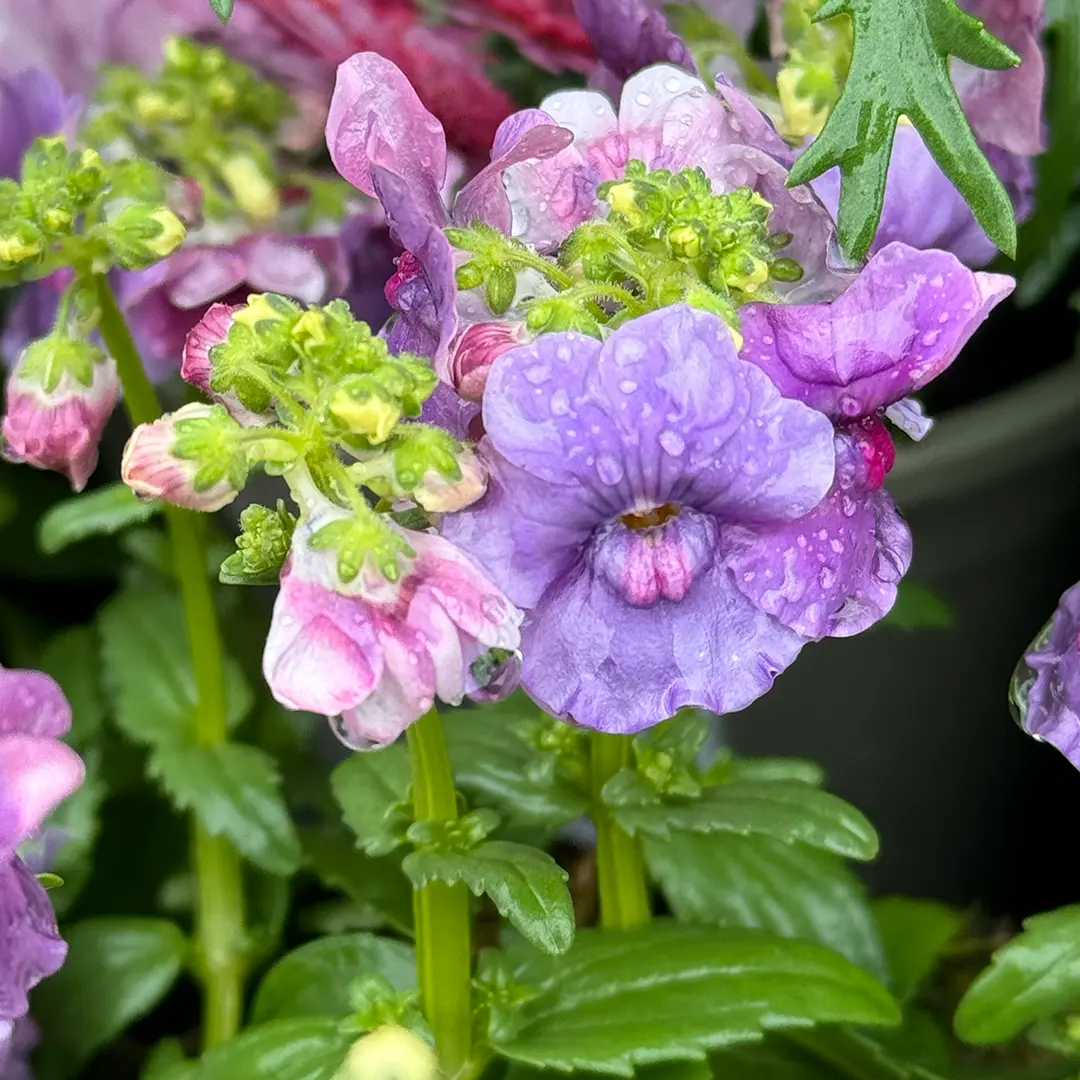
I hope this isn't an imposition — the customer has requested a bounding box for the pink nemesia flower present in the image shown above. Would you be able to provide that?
[263,482,522,749]
[2,356,120,492]
[121,402,241,512]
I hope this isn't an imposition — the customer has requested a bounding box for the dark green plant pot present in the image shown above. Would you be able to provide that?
[729,358,1080,913]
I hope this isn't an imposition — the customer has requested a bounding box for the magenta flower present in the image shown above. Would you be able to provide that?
[730,243,1014,637]
[264,485,523,748]
[2,350,121,492]
[0,665,82,1059]
[442,305,837,732]
[1015,580,1080,771]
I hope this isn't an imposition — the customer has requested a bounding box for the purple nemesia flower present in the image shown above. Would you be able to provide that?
[442,305,837,733]
[0,67,78,179]
[1017,580,1080,770]
[263,478,523,749]
[730,243,1014,636]
[0,1017,36,1080]
[572,0,696,83]
[0,665,82,1063]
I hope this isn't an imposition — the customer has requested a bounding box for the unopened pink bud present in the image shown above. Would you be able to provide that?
[121,403,241,512]
[182,303,268,427]
[449,321,529,401]
[2,358,120,492]
[413,449,488,513]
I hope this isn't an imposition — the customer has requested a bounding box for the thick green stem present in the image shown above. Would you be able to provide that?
[406,708,473,1079]
[590,732,651,931]
[97,278,247,1048]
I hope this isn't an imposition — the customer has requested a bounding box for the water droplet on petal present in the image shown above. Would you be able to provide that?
[659,430,685,456]
[635,92,652,107]
[619,379,637,394]
[525,363,551,385]
[665,76,682,93]
[819,567,836,589]
[596,452,625,485]
[550,387,571,415]
[839,395,861,417]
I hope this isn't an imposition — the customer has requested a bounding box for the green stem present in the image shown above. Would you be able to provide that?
[97,277,247,1049]
[590,731,651,931]
[406,708,473,1079]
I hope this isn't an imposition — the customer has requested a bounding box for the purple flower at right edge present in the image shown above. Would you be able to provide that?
[442,305,837,733]
[1014,581,1080,770]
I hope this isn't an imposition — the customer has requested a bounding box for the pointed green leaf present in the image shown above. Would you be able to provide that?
[330,744,411,856]
[193,1018,351,1080]
[489,922,900,1074]
[209,0,234,24]
[33,918,187,1080]
[955,905,1080,1044]
[874,897,964,1000]
[252,933,415,1023]
[646,831,887,981]
[38,483,160,554]
[98,585,253,745]
[610,779,878,860]
[787,0,1020,260]
[150,742,302,874]
[403,841,574,954]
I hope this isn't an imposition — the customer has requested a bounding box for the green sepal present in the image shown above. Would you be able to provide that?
[219,500,296,586]
[308,512,414,584]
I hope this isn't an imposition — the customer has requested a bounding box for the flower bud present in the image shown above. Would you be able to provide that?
[104,204,187,269]
[218,154,280,222]
[329,385,401,444]
[448,321,529,401]
[334,1026,438,1080]
[413,449,487,513]
[2,340,120,491]
[121,402,245,511]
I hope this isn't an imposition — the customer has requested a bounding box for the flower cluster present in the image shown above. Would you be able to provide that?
[122,292,522,747]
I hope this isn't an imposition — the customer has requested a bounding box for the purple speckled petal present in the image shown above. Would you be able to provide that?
[522,553,805,732]
[739,243,1015,419]
[713,75,796,166]
[483,306,835,521]
[1019,580,1080,770]
[0,858,65,1028]
[417,383,480,443]
[573,0,696,81]
[326,52,448,227]
[0,67,78,179]
[0,668,70,740]
[453,123,575,235]
[0,735,83,861]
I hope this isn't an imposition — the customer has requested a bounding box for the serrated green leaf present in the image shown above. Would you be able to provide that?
[784,1020,952,1080]
[489,922,900,1074]
[98,585,252,746]
[404,841,574,954]
[874,897,964,1000]
[38,483,160,554]
[787,0,1020,260]
[251,933,415,1023]
[192,1018,351,1080]
[330,745,412,856]
[955,905,1080,1044]
[38,625,106,743]
[208,0,233,20]
[704,752,824,787]
[33,917,187,1080]
[443,702,588,830]
[150,742,302,874]
[645,831,887,981]
[611,780,878,860]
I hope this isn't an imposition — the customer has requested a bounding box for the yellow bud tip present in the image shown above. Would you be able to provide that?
[776,67,829,140]
[234,294,285,329]
[135,91,187,124]
[0,236,42,263]
[668,225,701,258]
[334,1026,438,1080]
[219,156,280,222]
[292,310,331,347]
[146,209,187,258]
[79,148,104,172]
[329,391,401,444]
[605,182,639,218]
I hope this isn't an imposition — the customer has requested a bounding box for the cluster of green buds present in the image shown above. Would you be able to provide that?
[0,137,185,285]
[122,294,486,585]
[83,37,353,226]
[447,160,801,345]
[772,0,853,139]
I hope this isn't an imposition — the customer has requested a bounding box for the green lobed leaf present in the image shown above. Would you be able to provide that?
[38,483,160,554]
[783,1020,952,1080]
[33,917,187,1080]
[786,0,1020,260]
[330,744,412,856]
[208,0,233,20]
[403,841,575,955]
[443,702,589,829]
[955,905,1080,1044]
[873,897,964,1000]
[645,831,887,981]
[192,1018,351,1080]
[251,933,416,1023]
[97,584,253,745]
[704,751,825,787]
[488,921,900,1074]
[150,742,302,875]
[610,779,878,861]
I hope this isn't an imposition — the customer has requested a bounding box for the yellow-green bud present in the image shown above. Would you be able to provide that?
[329,389,401,444]
[135,91,189,125]
[235,293,292,330]
[42,207,74,231]
[0,234,43,264]
[334,1027,438,1080]
[668,224,702,259]
[219,155,280,222]
[605,181,639,218]
[146,208,186,258]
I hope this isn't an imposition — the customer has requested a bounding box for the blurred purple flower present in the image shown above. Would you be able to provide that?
[0,67,78,179]
[443,305,837,732]
[572,0,696,82]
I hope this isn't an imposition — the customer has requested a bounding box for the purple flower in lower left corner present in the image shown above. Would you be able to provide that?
[2,336,121,491]
[0,665,83,1060]
[263,485,523,750]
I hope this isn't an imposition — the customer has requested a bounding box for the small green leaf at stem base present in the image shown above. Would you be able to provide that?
[786,0,1020,261]
[873,897,964,1001]
[330,744,411,856]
